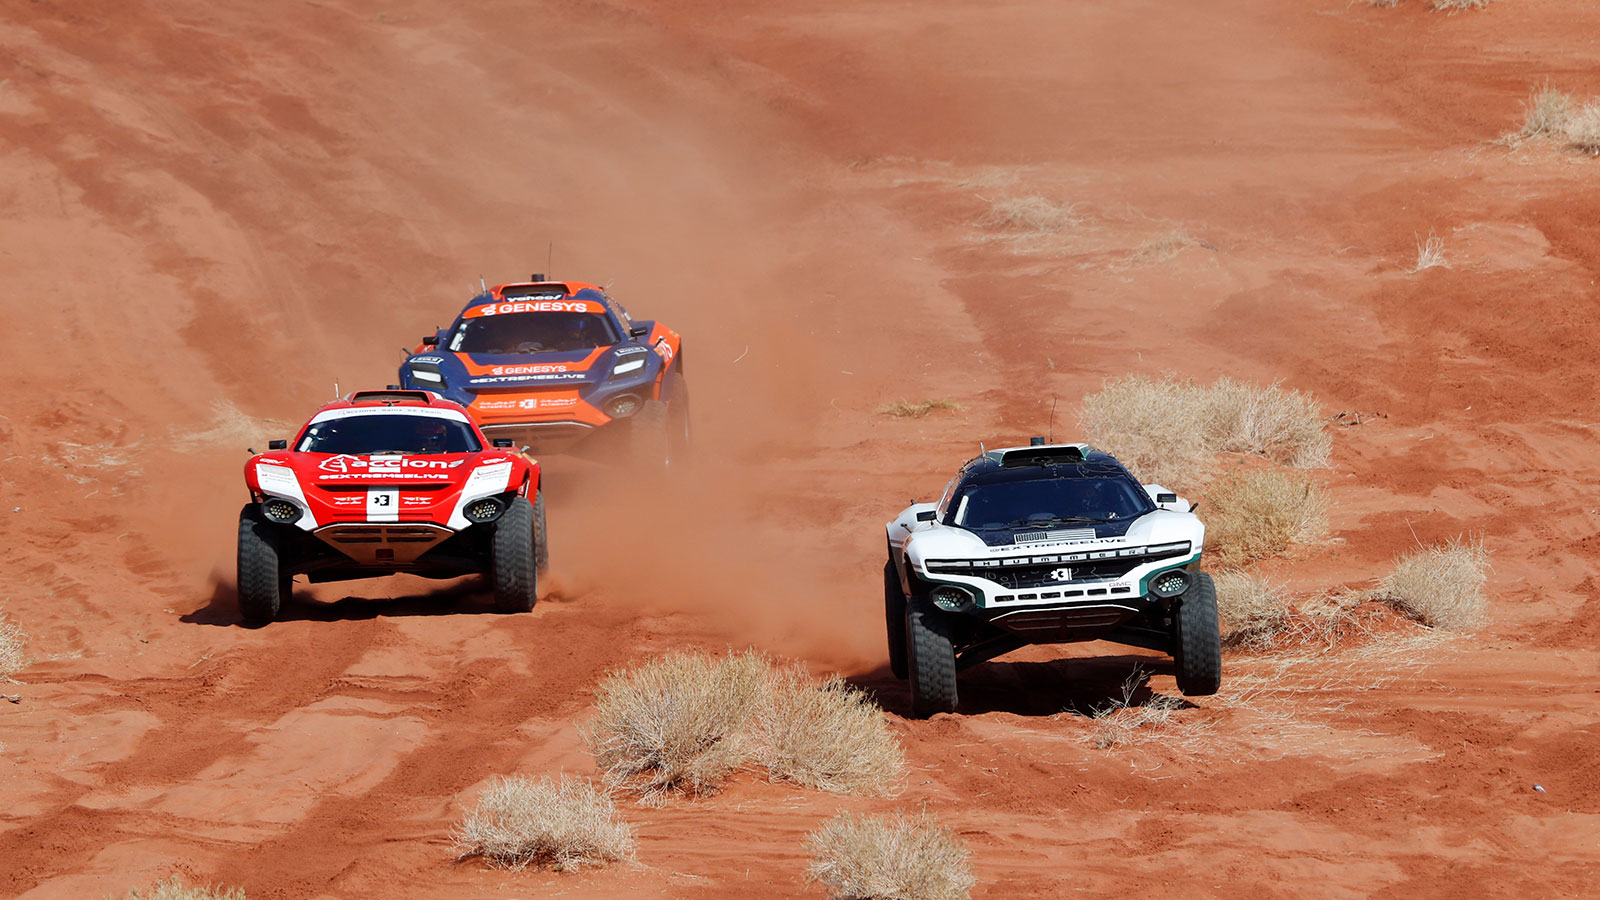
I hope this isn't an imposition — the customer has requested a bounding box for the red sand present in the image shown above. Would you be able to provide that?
[2,1,1598,897]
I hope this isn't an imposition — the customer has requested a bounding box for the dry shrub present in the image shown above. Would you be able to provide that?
[758,667,904,795]
[123,877,245,900]
[588,649,769,801]
[588,650,903,802]
[1079,375,1210,487]
[1080,376,1329,488]
[877,399,960,419]
[1410,233,1448,272]
[454,775,634,871]
[1515,83,1574,141]
[0,608,24,680]
[1124,228,1192,266]
[806,811,975,900]
[1201,378,1331,468]
[1088,669,1188,749]
[1203,469,1328,566]
[1368,0,1401,7]
[978,196,1083,234]
[1566,102,1600,156]
[1378,538,1490,630]
[1214,570,1291,649]
[1429,0,1489,10]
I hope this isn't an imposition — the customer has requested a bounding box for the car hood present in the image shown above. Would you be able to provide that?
[909,510,1203,557]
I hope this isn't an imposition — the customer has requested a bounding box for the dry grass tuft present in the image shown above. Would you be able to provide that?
[978,195,1083,234]
[588,650,903,802]
[1124,228,1193,266]
[1201,378,1332,468]
[1377,538,1490,630]
[1514,83,1574,141]
[1367,0,1401,6]
[1409,233,1449,272]
[588,649,769,802]
[1214,570,1292,649]
[454,775,634,871]
[1088,669,1189,749]
[1203,468,1329,567]
[1566,102,1600,156]
[123,877,245,900]
[877,399,961,419]
[0,607,25,680]
[1080,376,1329,489]
[807,811,975,900]
[1429,0,1490,10]
[757,667,904,795]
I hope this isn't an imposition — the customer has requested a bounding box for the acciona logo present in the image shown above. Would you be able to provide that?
[318,455,465,473]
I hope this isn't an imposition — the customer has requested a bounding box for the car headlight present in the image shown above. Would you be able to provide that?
[608,357,647,381]
[464,496,504,523]
[1149,569,1191,599]
[262,498,301,523]
[930,585,973,612]
[409,362,445,385]
[1146,541,1193,559]
[604,394,642,419]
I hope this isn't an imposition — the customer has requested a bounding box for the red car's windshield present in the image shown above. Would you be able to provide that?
[297,414,481,455]
[449,311,618,354]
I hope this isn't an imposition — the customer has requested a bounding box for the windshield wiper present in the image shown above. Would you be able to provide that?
[1004,516,1112,527]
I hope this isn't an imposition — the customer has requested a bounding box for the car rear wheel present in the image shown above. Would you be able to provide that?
[492,496,538,612]
[532,488,549,574]
[237,504,285,625]
[907,595,958,717]
[884,559,908,680]
[1172,571,1222,696]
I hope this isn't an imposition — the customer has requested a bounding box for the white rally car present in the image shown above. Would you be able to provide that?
[885,439,1220,717]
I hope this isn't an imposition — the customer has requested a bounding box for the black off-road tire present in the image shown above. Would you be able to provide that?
[907,595,958,717]
[665,372,691,465]
[884,559,908,680]
[492,496,538,613]
[1172,571,1222,696]
[629,399,671,468]
[237,504,285,625]
[532,489,549,574]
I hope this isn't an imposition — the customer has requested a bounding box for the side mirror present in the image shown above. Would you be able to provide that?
[629,324,649,338]
[916,510,937,522]
[422,335,439,346]
[492,438,514,448]
[268,439,288,450]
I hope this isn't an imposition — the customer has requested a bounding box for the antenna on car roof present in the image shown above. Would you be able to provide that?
[479,275,487,294]
[547,240,553,279]
[1048,396,1057,443]
[333,380,340,399]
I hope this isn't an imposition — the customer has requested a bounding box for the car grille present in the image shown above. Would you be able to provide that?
[925,541,1191,589]
[969,560,1140,590]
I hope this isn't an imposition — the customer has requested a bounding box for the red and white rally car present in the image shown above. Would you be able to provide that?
[237,389,545,623]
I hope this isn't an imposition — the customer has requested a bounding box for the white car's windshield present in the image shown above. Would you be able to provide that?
[450,311,618,354]
[298,414,481,455]
[954,477,1151,528]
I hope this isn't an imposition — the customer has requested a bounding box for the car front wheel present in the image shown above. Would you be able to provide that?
[492,496,538,612]
[907,595,958,717]
[1172,571,1222,696]
[237,504,285,625]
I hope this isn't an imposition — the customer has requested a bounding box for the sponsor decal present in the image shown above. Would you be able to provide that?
[1049,567,1075,582]
[318,455,466,474]
[477,300,597,316]
[489,363,569,375]
[615,345,648,357]
[467,372,587,385]
[403,496,432,506]
[411,356,445,364]
[331,495,364,507]
[653,337,676,364]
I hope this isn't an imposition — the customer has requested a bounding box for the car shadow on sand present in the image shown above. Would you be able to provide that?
[182,575,507,627]
[852,653,1196,719]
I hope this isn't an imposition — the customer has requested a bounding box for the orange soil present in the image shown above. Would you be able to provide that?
[3,1,1599,897]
